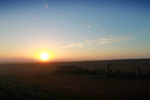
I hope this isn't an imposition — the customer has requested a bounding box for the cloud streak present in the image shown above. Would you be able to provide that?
[44,1,49,10]
[31,16,36,21]
[61,36,131,49]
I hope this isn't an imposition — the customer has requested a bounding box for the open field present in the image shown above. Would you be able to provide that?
[0,59,150,100]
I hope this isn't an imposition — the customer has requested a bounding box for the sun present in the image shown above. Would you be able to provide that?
[40,53,50,61]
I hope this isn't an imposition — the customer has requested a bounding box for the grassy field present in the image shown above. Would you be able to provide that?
[0,59,150,100]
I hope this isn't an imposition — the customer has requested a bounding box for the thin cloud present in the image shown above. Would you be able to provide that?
[61,42,84,48]
[44,1,49,10]
[61,36,131,49]
[31,16,36,21]
[86,46,95,50]
[87,25,92,28]
[99,28,104,32]
[99,37,130,44]
[86,24,104,34]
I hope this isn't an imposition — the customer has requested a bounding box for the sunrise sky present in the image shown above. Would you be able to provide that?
[0,0,150,62]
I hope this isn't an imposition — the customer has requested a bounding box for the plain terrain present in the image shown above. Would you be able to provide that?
[0,59,150,100]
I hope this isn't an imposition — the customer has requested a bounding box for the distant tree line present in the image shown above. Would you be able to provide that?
[55,64,150,80]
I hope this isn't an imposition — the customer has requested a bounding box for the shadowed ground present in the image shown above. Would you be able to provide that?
[0,59,149,100]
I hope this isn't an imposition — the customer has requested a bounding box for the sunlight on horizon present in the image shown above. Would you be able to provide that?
[40,53,50,61]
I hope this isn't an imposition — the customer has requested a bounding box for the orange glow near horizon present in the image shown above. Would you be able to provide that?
[40,53,50,61]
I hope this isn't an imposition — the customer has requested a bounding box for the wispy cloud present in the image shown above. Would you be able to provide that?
[86,24,104,34]
[99,28,104,32]
[31,15,36,21]
[61,36,131,49]
[44,1,49,10]
[87,25,92,28]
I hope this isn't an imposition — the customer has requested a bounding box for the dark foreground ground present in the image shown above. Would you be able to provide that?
[0,59,150,100]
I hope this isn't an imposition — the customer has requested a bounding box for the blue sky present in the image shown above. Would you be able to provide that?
[0,0,150,62]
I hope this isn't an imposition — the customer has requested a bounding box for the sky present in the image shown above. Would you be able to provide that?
[0,0,150,62]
